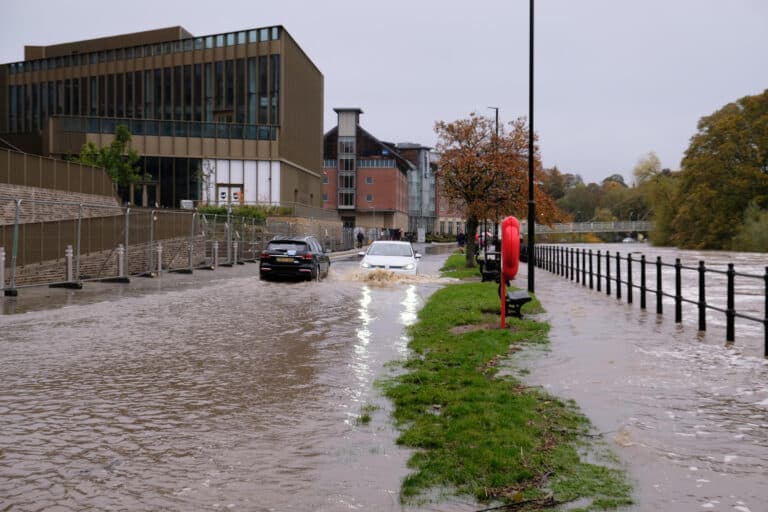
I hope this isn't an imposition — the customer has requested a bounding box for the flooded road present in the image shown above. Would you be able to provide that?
[517,245,768,511]
[0,246,475,511]
[2,242,766,511]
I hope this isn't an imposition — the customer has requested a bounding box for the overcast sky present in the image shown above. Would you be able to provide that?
[2,0,767,184]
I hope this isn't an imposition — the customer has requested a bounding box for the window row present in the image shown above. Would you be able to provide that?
[357,159,395,168]
[59,116,277,140]
[6,27,281,74]
[6,56,280,133]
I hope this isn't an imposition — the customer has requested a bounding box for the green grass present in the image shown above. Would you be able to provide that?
[381,281,632,510]
[440,251,483,279]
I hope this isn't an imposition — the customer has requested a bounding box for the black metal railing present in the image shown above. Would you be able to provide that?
[535,245,768,356]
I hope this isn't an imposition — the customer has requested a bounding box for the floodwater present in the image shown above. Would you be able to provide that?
[0,246,478,512]
[2,242,766,511]
[518,244,768,511]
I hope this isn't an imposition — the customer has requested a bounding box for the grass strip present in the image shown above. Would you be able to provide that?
[381,279,632,510]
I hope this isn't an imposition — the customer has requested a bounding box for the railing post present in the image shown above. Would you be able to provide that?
[616,252,622,300]
[8,199,22,294]
[581,248,586,287]
[212,240,219,268]
[640,255,647,310]
[149,210,156,275]
[570,248,574,281]
[606,250,611,296]
[589,249,594,289]
[124,207,130,276]
[698,261,707,332]
[726,263,735,343]
[575,247,580,283]
[627,253,633,304]
[75,203,83,281]
[189,212,197,271]
[763,266,767,358]
[117,244,125,277]
[596,249,602,292]
[675,258,682,324]
[0,247,5,291]
[65,245,74,282]
[656,256,663,314]
[233,240,239,265]
[157,242,163,276]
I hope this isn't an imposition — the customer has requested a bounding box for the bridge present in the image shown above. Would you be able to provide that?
[519,220,652,234]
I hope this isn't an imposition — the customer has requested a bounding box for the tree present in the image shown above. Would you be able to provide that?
[672,89,768,249]
[75,124,143,189]
[632,151,662,185]
[435,113,563,267]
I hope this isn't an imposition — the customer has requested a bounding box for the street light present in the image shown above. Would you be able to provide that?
[527,0,536,293]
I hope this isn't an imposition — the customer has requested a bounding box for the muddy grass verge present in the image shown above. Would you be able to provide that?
[380,281,632,510]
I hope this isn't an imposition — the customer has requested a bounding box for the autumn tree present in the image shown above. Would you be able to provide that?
[435,113,563,267]
[671,89,768,249]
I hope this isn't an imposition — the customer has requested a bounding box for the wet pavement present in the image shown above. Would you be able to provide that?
[516,248,768,512]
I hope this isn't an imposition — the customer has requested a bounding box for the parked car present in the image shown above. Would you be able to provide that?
[359,241,421,275]
[259,235,330,281]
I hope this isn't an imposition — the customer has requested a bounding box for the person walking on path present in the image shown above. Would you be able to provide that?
[356,230,364,249]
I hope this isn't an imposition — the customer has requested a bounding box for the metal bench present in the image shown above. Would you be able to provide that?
[505,290,532,318]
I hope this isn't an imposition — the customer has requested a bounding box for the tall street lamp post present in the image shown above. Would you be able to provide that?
[527,0,536,293]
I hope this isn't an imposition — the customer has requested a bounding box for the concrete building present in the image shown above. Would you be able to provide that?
[0,25,323,209]
[322,108,413,235]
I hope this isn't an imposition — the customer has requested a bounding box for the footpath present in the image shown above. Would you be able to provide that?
[516,266,768,511]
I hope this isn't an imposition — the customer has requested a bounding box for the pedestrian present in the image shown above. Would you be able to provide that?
[356,230,364,249]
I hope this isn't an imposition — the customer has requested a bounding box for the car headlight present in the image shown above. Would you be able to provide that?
[361,261,370,268]
[403,263,415,270]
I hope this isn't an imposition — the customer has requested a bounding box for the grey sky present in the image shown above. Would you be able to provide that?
[2,0,767,184]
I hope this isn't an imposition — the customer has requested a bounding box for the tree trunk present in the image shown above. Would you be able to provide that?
[465,216,478,268]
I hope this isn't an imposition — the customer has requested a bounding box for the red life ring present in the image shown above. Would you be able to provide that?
[501,216,520,281]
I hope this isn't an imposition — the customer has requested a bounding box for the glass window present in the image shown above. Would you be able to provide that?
[33,61,39,72]
[270,54,280,124]
[322,193,328,202]
[226,33,235,46]
[99,51,106,63]
[174,41,183,53]
[90,53,98,65]
[235,59,245,123]
[163,67,171,119]
[63,79,70,116]
[126,47,134,59]
[237,31,246,45]
[204,63,213,121]
[153,68,162,118]
[216,34,225,48]
[134,70,143,118]
[272,27,280,40]
[258,56,267,124]
[145,70,154,118]
[115,74,123,117]
[73,78,80,115]
[225,60,234,112]
[89,77,97,116]
[366,176,374,184]
[184,39,193,51]
[215,61,224,110]
[322,175,329,184]
[107,74,114,117]
[126,72,133,117]
[173,66,182,120]
[193,64,202,122]
[183,64,192,121]
[248,30,257,43]
[366,194,373,202]
[205,36,214,49]
[259,28,269,41]
[247,57,256,124]
[163,42,172,54]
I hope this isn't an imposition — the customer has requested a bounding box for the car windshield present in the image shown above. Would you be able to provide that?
[368,243,413,257]
[267,242,308,253]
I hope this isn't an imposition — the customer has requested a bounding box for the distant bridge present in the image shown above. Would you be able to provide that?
[519,220,653,234]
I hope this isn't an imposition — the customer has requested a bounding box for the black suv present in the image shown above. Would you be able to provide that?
[259,235,331,281]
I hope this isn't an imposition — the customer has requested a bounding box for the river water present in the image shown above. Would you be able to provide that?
[519,243,768,511]
[1,243,766,511]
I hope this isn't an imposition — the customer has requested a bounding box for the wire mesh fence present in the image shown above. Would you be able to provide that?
[1,197,356,294]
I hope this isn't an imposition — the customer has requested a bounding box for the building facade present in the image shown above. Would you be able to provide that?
[322,109,412,235]
[395,142,437,235]
[0,25,324,209]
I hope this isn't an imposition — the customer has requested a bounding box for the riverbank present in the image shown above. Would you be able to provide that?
[381,253,632,510]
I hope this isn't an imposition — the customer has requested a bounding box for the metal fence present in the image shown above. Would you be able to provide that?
[535,245,768,356]
[1,197,355,294]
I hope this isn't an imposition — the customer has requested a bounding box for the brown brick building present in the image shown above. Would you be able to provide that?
[322,109,412,235]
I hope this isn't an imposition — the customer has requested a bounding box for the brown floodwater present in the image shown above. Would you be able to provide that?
[0,246,478,511]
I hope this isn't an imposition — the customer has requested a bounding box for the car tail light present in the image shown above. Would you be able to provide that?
[302,253,314,260]
[260,251,270,259]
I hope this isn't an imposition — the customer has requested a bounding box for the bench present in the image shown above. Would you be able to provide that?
[505,290,532,318]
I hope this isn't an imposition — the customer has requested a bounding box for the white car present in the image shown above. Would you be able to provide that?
[359,241,422,275]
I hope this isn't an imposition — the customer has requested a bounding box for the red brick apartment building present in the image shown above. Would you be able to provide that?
[322,108,413,234]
